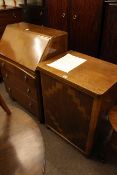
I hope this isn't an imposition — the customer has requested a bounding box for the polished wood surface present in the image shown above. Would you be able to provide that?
[0,22,67,71]
[38,50,117,96]
[70,0,103,56]
[46,0,68,31]
[46,0,103,57]
[109,105,117,132]
[38,51,117,155]
[0,94,11,115]
[0,106,45,175]
[0,22,67,121]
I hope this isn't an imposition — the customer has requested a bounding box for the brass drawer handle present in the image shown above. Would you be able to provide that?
[24,75,27,81]
[61,12,66,18]
[5,73,8,79]
[26,88,31,94]
[1,62,5,67]
[73,14,78,20]
[8,87,11,92]
[40,10,43,16]
[29,102,32,107]
[13,13,17,18]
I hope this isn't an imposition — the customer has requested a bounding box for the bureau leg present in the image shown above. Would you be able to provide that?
[0,94,11,115]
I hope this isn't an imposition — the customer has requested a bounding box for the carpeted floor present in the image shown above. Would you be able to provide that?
[0,83,117,175]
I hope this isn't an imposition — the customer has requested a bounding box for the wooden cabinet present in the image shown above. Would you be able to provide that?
[46,0,103,57]
[100,2,117,64]
[38,51,117,156]
[0,22,67,122]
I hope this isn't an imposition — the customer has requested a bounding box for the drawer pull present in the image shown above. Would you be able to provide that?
[26,88,30,94]
[73,14,78,20]
[61,12,66,18]
[5,73,8,79]
[1,62,5,67]
[13,13,17,18]
[40,10,43,16]
[29,102,32,107]
[24,75,27,81]
[8,87,11,92]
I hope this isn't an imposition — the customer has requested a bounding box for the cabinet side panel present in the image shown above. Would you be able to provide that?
[41,73,93,151]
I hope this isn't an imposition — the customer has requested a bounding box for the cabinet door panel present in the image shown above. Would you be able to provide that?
[46,0,68,31]
[100,2,117,64]
[70,0,103,57]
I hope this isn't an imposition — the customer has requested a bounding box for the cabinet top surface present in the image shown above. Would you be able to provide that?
[38,51,117,96]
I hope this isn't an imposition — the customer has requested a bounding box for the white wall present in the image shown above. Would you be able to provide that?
[0,0,23,6]
[0,0,42,6]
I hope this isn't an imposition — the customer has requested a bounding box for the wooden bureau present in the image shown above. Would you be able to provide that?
[0,22,68,122]
[37,51,117,155]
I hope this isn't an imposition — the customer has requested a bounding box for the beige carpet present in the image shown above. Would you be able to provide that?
[0,83,117,175]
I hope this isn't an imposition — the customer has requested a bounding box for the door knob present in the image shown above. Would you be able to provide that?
[73,14,78,20]
[61,12,66,18]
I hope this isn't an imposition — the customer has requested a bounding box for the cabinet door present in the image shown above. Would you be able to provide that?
[100,2,117,64]
[46,0,68,31]
[70,0,103,57]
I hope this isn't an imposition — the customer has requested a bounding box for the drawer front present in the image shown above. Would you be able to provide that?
[0,60,37,99]
[5,83,39,117]
[0,9,22,25]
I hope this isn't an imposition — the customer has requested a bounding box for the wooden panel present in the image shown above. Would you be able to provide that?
[46,0,68,31]
[70,0,103,57]
[41,73,93,151]
[100,2,117,64]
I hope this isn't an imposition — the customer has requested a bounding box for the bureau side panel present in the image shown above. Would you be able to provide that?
[41,73,93,151]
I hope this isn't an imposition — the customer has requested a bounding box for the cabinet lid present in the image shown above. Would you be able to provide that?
[38,51,117,96]
[0,22,67,71]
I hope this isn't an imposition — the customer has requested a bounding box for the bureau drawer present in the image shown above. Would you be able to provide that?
[0,60,36,90]
[5,83,39,117]
[3,74,37,100]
